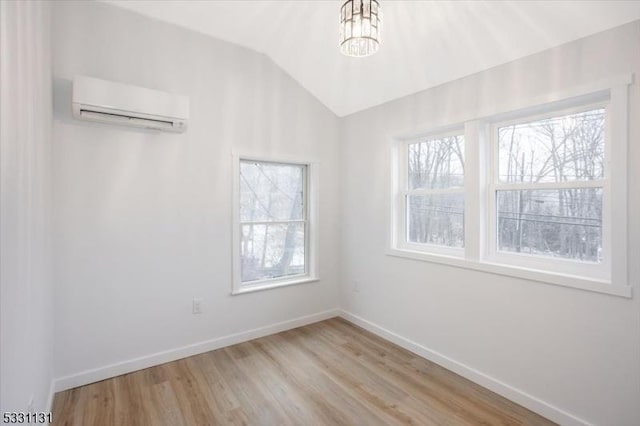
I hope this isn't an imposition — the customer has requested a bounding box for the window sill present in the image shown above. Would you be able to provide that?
[232,276,319,296]
[386,248,632,298]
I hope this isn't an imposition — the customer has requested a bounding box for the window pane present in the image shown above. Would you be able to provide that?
[498,108,605,183]
[241,223,305,282]
[407,194,464,247]
[497,188,602,262]
[408,135,464,190]
[240,161,304,222]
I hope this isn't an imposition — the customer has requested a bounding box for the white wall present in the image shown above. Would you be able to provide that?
[49,2,640,424]
[339,21,640,426]
[0,0,55,413]
[51,1,341,384]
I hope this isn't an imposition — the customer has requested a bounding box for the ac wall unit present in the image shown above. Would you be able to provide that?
[72,76,189,133]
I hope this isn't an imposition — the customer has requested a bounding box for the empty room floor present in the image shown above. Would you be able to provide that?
[51,318,554,425]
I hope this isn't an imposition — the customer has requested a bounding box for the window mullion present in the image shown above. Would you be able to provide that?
[464,120,486,261]
[487,123,498,261]
[399,142,409,248]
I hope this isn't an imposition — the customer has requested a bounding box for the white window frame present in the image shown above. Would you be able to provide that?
[395,128,466,257]
[486,101,610,281]
[232,154,319,295]
[388,74,632,298]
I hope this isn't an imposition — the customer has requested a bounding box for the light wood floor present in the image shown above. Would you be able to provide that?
[52,318,554,425]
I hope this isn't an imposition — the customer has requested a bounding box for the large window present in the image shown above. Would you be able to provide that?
[401,133,465,254]
[233,158,318,294]
[488,105,608,278]
[390,80,630,297]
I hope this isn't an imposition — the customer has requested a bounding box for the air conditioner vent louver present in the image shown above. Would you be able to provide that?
[72,76,189,133]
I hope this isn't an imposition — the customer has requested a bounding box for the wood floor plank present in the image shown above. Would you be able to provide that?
[337,320,532,424]
[280,329,423,424]
[51,318,556,426]
[253,333,391,425]
[146,380,185,426]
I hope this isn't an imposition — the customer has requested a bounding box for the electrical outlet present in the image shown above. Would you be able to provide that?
[192,298,203,314]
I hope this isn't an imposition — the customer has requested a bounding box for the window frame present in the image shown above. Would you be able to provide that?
[486,101,610,281]
[388,74,632,298]
[396,128,466,257]
[232,154,319,295]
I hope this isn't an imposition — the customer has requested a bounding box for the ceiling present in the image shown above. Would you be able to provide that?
[103,1,640,117]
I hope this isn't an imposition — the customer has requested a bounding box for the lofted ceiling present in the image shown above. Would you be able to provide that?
[103,0,640,117]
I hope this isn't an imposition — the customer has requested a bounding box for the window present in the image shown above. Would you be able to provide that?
[390,77,631,297]
[488,105,609,279]
[398,133,465,255]
[233,158,318,294]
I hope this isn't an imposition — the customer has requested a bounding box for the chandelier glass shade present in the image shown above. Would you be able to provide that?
[339,0,381,57]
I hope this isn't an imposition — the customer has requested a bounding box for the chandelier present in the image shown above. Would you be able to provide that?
[339,0,381,57]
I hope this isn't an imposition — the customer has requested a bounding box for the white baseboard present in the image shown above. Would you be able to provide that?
[54,308,339,392]
[338,310,591,426]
